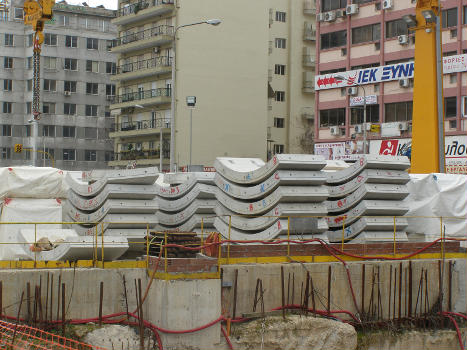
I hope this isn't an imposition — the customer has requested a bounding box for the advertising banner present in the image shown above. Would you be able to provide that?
[314,141,363,161]
[349,95,378,106]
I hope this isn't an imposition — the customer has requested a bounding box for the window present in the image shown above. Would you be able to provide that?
[384,101,413,122]
[442,8,457,28]
[273,144,284,154]
[86,60,99,73]
[106,84,116,96]
[64,58,78,71]
[42,125,55,137]
[86,38,98,49]
[320,108,345,127]
[274,64,286,75]
[353,0,373,4]
[321,30,347,50]
[44,33,57,46]
[43,79,56,92]
[386,19,408,38]
[445,96,457,118]
[42,102,55,114]
[63,126,76,138]
[65,35,78,48]
[14,8,23,19]
[24,125,31,137]
[3,102,12,113]
[464,6,467,24]
[43,57,56,69]
[106,62,116,74]
[275,11,286,22]
[26,79,32,91]
[85,105,98,116]
[1,148,11,160]
[105,151,114,161]
[3,79,12,91]
[4,57,13,69]
[275,38,286,49]
[275,91,285,102]
[321,0,346,12]
[274,117,284,128]
[351,63,380,70]
[26,102,31,114]
[64,103,76,115]
[1,125,11,136]
[106,40,113,51]
[449,74,457,84]
[64,81,77,93]
[352,23,380,44]
[4,34,13,46]
[84,127,97,139]
[85,150,97,161]
[63,149,75,161]
[40,148,54,160]
[350,105,380,124]
[86,82,99,95]
[57,15,69,26]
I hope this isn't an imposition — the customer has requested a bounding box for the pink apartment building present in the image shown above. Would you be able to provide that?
[314,0,467,173]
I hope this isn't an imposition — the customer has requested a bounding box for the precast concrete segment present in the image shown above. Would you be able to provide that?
[68,184,158,211]
[154,215,215,232]
[325,155,410,185]
[213,217,290,240]
[81,167,159,183]
[214,202,328,231]
[327,169,410,199]
[326,217,409,242]
[216,186,329,216]
[156,173,215,199]
[157,184,217,212]
[156,200,217,226]
[351,231,409,243]
[73,214,157,228]
[325,200,410,228]
[325,184,409,214]
[214,170,326,200]
[214,154,326,185]
[64,199,158,223]
[162,172,216,186]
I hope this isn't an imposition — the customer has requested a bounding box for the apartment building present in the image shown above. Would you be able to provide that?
[109,0,317,170]
[314,0,467,173]
[0,1,117,170]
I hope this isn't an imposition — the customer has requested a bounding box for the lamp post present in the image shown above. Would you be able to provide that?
[169,19,221,172]
[336,75,368,154]
[186,96,196,171]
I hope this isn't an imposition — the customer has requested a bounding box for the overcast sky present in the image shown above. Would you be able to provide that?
[64,0,118,10]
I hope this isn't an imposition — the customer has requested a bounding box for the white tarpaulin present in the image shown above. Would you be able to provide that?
[405,173,467,242]
[0,167,69,199]
[0,198,62,260]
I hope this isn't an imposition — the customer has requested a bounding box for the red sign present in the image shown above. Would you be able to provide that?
[379,140,398,156]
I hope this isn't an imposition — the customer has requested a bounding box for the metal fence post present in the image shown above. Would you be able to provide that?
[101,222,104,267]
[228,216,231,264]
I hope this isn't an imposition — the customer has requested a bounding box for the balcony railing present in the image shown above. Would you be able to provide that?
[112,25,174,47]
[114,149,170,161]
[111,118,170,132]
[111,88,171,104]
[117,56,172,75]
[117,0,174,17]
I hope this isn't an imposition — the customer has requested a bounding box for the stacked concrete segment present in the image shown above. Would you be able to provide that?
[324,155,411,243]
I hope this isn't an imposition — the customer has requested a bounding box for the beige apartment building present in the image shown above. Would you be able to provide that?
[109,0,316,170]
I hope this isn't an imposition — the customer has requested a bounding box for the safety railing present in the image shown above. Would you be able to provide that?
[117,0,174,17]
[113,149,170,161]
[110,87,171,104]
[116,56,172,75]
[110,117,170,132]
[112,25,174,47]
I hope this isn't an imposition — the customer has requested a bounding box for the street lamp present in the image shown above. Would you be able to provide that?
[186,96,196,171]
[336,75,368,154]
[169,19,222,172]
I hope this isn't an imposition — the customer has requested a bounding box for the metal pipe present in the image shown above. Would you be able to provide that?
[232,269,238,319]
[361,264,365,320]
[189,107,193,170]
[388,265,392,320]
[99,281,103,326]
[398,262,402,319]
[281,266,285,319]
[327,266,331,313]
[435,15,445,172]
[61,283,65,336]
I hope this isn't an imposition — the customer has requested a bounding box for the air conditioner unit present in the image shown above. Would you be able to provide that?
[346,4,359,15]
[398,34,409,45]
[382,0,393,10]
[64,91,71,96]
[153,47,160,54]
[399,78,410,88]
[316,12,325,22]
[354,124,363,133]
[347,87,358,96]
[330,126,340,135]
[324,11,336,22]
[335,9,346,18]
[398,122,409,131]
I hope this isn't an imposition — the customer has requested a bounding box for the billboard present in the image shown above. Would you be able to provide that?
[314,141,363,161]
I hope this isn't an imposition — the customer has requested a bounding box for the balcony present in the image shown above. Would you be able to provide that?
[111,25,174,54]
[110,88,171,109]
[303,0,316,15]
[109,117,171,138]
[113,0,175,26]
[303,28,316,41]
[112,56,172,82]
[303,72,315,94]
[303,55,315,68]
[108,149,170,167]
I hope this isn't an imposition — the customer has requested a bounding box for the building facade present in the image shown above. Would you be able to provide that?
[314,0,467,173]
[0,1,117,170]
[109,0,317,170]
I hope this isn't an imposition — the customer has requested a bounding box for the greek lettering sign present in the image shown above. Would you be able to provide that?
[349,95,377,106]
[443,54,467,74]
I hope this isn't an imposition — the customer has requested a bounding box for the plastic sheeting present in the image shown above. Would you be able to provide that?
[0,167,68,199]
[405,173,467,241]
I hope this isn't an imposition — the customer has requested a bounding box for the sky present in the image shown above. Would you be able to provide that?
[64,0,118,10]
